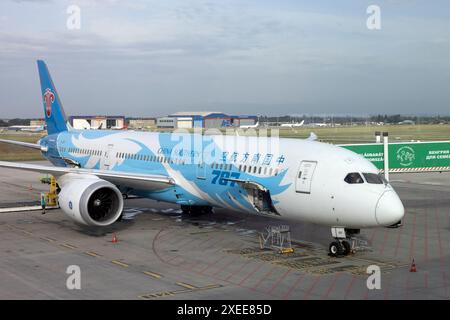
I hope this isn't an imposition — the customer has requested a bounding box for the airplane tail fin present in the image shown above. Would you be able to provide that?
[37,60,69,135]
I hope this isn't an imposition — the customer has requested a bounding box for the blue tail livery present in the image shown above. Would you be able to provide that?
[37,60,68,135]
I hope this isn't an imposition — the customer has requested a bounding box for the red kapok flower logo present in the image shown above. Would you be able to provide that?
[43,88,55,117]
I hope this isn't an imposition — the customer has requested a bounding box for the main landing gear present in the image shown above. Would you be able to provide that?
[328,227,360,257]
[181,205,213,216]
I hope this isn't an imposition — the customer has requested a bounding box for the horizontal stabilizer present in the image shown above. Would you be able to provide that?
[0,139,41,150]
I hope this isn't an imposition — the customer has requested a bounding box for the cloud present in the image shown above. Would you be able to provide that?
[9,0,51,3]
[0,0,449,117]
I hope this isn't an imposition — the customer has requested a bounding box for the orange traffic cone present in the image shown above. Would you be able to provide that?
[410,259,417,272]
[111,233,118,243]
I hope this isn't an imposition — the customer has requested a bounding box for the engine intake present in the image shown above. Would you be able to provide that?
[58,176,123,226]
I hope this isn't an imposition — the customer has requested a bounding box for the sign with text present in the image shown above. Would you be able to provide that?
[340,141,450,172]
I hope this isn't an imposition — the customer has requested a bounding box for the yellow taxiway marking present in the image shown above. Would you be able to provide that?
[6,225,32,235]
[139,292,174,299]
[111,260,129,268]
[60,243,77,249]
[143,271,162,279]
[176,282,197,290]
[139,284,223,299]
[40,237,56,242]
[85,251,101,258]
[197,284,222,291]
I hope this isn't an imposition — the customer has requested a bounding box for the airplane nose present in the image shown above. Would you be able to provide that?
[375,190,405,226]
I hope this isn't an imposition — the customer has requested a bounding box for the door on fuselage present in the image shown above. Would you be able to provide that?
[196,162,207,180]
[102,144,114,170]
[295,161,317,194]
[238,181,279,215]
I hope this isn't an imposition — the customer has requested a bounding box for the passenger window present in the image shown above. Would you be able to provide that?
[363,173,385,184]
[344,173,364,184]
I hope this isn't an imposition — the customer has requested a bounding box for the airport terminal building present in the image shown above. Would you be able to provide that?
[157,112,257,129]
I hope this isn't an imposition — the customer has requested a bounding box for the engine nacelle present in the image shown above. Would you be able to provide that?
[58,175,123,226]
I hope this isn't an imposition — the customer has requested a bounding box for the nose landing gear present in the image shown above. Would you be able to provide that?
[328,227,359,257]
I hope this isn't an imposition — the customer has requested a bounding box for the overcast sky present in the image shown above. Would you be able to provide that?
[0,0,449,118]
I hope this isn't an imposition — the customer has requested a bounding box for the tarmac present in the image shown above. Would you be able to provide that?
[0,162,448,299]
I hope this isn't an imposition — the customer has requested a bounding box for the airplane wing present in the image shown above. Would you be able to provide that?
[0,139,42,150]
[0,161,175,191]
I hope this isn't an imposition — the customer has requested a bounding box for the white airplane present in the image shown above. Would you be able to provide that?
[280,120,305,128]
[0,61,404,257]
[8,125,46,132]
[239,121,260,129]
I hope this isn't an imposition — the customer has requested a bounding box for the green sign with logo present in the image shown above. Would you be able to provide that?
[340,141,450,172]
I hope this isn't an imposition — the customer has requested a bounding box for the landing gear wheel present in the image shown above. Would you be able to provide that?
[329,241,344,257]
[342,240,351,256]
[181,205,213,216]
[181,205,192,215]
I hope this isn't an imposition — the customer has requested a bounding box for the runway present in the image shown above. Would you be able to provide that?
[0,163,448,299]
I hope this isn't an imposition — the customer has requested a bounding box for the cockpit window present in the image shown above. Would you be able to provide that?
[363,173,385,184]
[344,172,364,184]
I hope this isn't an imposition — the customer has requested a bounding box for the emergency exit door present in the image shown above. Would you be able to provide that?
[295,161,317,194]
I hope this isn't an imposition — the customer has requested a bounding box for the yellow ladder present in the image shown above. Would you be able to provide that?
[45,175,58,206]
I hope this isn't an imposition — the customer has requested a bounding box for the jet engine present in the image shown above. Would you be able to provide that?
[58,175,123,226]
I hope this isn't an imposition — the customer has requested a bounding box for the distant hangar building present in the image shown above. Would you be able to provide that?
[157,112,257,129]
[69,115,125,130]
[127,118,156,130]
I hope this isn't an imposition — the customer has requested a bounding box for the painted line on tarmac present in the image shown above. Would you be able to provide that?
[143,271,162,279]
[139,284,222,299]
[40,236,56,242]
[60,243,77,250]
[176,282,197,290]
[85,251,101,258]
[111,260,129,268]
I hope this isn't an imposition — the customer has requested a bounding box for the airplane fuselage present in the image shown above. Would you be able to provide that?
[39,129,404,229]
